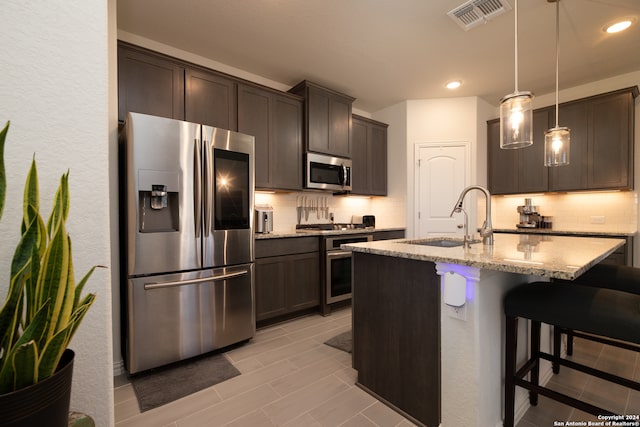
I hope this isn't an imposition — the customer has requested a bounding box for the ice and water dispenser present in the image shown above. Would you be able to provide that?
[138,169,180,233]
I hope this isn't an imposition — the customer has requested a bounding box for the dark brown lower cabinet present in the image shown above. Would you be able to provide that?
[255,237,320,323]
[352,252,440,427]
[372,230,405,241]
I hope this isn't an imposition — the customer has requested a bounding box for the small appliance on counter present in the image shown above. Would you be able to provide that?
[516,198,541,228]
[363,215,375,228]
[255,204,273,233]
[540,216,553,229]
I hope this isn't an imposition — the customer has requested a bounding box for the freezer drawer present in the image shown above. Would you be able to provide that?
[126,263,255,374]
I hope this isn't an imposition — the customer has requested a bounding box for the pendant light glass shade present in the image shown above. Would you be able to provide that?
[500,0,534,149]
[545,0,570,167]
[500,91,534,148]
[544,126,570,166]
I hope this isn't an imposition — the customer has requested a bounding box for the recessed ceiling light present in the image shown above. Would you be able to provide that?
[446,80,462,90]
[604,17,635,34]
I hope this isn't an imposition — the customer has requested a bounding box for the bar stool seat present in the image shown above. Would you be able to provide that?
[504,281,640,344]
[503,267,640,427]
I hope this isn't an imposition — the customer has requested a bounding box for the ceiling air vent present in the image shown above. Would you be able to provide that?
[447,0,512,31]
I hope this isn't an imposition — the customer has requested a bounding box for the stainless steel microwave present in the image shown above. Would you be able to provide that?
[305,152,352,192]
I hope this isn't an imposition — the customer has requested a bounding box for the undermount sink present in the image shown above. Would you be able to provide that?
[406,238,466,248]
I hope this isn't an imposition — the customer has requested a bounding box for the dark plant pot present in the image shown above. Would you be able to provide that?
[0,349,74,427]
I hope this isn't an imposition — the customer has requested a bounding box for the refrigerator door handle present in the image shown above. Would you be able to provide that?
[144,270,248,290]
[203,139,212,237]
[194,137,202,238]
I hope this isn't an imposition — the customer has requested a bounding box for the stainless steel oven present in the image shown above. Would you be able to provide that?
[325,234,373,304]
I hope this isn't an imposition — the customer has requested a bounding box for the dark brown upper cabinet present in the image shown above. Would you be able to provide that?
[289,80,355,158]
[118,42,185,122]
[238,83,303,191]
[487,118,518,194]
[548,101,589,191]
[488,87,638,194]
[488,109,550,195]
[118,42,307,192]
[351,115,388,196]
[550,88,637,191]
[185,67,238,131]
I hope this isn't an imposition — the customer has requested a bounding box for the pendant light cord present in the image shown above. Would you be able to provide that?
[514,0,519,92]
[554,0,560,127]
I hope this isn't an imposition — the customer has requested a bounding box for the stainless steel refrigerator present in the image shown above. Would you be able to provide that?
[120,112,255,374]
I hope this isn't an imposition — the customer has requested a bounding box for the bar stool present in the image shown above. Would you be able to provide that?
[553,264,640,363]
[503,264,640,427]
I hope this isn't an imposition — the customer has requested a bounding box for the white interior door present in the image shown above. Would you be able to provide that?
[415,143,469,237]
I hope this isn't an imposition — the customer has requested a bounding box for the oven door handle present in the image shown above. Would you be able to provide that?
[144,270,248,290]
[327,250,353,259]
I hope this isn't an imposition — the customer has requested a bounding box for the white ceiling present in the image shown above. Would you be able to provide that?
[117,0,640,113]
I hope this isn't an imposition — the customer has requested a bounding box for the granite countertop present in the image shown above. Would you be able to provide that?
[342,233,625,280]
[494,228,636,237]
[255,227,405,239]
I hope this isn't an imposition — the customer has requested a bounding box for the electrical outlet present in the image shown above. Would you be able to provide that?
[590,216,606,224]
[446,304,467,321]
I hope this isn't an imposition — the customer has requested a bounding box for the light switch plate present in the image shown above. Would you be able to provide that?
[590,216,606,224]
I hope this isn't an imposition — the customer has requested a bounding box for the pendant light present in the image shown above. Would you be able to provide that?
[500,0,534,149]
[544,0,570,166]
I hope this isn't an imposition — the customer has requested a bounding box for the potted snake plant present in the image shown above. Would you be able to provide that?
[0,121,97,427]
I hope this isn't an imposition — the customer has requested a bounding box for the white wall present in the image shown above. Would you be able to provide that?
[377,97,493,238]
[0,2,114,426]
[372,102,408,230]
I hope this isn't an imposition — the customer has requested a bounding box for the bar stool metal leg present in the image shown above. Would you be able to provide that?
[529,320,541,405]
[553,326,562,374]
[567,329,574,355]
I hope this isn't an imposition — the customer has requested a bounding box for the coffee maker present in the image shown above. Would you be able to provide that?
[516,198,540,228]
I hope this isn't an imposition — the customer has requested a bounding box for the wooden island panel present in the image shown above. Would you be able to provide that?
[352,252,440,427]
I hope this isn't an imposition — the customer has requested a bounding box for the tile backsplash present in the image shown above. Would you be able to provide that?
[491,191,638,234]
[254,191,406,232]
[255,190,638,234]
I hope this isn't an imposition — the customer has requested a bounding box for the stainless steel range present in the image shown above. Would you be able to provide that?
[120,112,255,374]
[295,224,372,314]
[324,233,373,309]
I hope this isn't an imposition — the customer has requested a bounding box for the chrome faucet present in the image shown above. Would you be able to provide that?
[454,207,474,248]
[450,185,494,246]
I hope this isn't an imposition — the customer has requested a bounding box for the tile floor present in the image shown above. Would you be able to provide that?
[517,335,640,426]
[114,307,417,427]
[114,307,640,427]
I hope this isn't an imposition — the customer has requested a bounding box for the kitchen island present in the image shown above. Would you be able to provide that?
[343,233,625,427]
